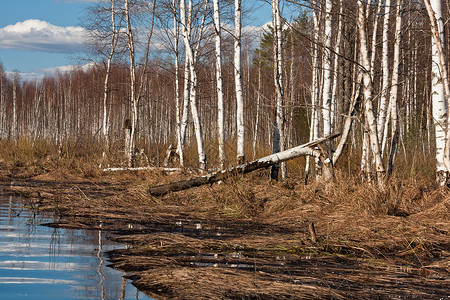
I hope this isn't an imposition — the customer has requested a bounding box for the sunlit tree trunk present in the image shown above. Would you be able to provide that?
[306,2,320,179]
[173,0,182,167]
[387,0,403,175]
[271,0,286,181]
[253,50,262,159]
[124,0,137,166]
[179,57,190,167]
[179,0,207,170]
[213,0,225,168]
[331,0,343,130]
[322,0,333,156]
[102,0,118,155]
[369,0,382,76]
[235,0,245,165]
[379,0,391,156]
[357,0,385,183]
[12,73,19,141]
[424,0,450,185]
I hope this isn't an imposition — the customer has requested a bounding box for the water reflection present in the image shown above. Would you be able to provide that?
[0,195,152,300]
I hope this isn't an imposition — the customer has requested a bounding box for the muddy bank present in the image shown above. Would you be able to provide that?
[3,168,450,299]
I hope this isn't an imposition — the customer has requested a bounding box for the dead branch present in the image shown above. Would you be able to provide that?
[149,133,341,196]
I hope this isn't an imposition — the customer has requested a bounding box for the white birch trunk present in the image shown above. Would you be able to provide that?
[387,0,402,175]
[173,0,182,167]
[357,0,385,182]
[306,3,320,178]
[331,0,343,129]
[271,0,286,180]
[124,0,137,167]
[253,52,262,159]
[150,133,340,196]
[322,0,333,153]
[369,0,382,76]
[377,0,391,152]
[12,74,18,140]
[102,0,118,154]
[213,0,225,168]
[235,0,245,164]
[179,56,190,166]
[332,74,363,166]
[424,0,450,185]
[361,130,371,182]
[180,0,207,170]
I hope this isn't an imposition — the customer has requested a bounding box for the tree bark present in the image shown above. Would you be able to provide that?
[102,0,118,154]
[235,0,245,165]
[357,0,386,183]
[424,0,450,185]
[378,0,392,156]
[149,133,340,196]
[322,0,333,157]
[213,0,225,168]
[124,0,137,167]
[271,0,286,181]
[387,0,402,175]
[179,0,207,170]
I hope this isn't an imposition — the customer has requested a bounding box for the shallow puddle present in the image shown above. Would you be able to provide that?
[0,194,152,300]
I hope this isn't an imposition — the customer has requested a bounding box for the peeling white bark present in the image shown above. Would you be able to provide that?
[424,0,449,184]
[124,0,137,166]
[357,0,385,182]
[322,0,333,144]
[387,0,402,175]
[179,0,207,170]
[235,0,245,164]
[271,0,286,180]
[213,0,225,168]
[378,0,391,154]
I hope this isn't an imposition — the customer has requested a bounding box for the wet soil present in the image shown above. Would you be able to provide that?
[2,168,449,299]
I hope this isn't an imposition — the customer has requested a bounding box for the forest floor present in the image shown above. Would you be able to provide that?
[1,165,449,299]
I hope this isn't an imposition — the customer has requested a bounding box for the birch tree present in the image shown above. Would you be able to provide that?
[357,0,385,183]
[271,0,286,180]
[306,2,321,178]
[102,0,120,154]
[213,0,225,168]
[331,0,343,129]
[322,0,333,157]
[235,0,245,165]
[124,0,137,166]
[424,0,450,185]
[378,0,391,156]
[173,0,182,166]
[387,0,402,175]
[179,0,207,170]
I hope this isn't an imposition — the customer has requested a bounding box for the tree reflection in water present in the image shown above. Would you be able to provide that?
[0,195,152,300]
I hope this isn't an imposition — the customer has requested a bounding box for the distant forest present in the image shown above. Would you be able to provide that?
[1,0,449,184]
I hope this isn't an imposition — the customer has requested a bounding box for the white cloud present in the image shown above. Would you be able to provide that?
[41,62,96,74]
[0,19,86,53]
[5,71,42,82]
[6,63,97,82]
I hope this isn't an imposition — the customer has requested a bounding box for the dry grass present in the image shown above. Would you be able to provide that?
[1,138,449,299]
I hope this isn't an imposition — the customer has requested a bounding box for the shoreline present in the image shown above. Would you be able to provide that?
[3,167,449,299]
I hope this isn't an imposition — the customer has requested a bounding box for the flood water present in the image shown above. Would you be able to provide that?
[0,194,152,300]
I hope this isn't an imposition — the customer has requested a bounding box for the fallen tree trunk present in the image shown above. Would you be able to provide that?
[149,133,340,196]
[103,167,182,172]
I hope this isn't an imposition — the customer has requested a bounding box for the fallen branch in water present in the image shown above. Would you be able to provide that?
[103,167,182,172]
[149,133,341,196]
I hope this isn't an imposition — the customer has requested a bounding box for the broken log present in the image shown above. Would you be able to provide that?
[149,133,340,196]
[103,166,182,172]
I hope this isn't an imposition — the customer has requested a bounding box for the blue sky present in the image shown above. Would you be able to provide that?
[0,0,294,80]
[0,0,90,77]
